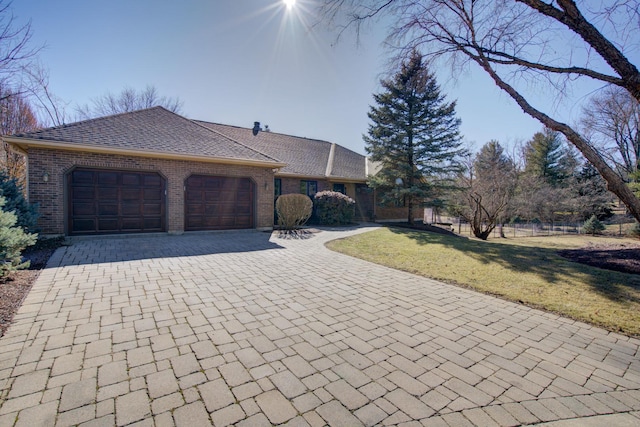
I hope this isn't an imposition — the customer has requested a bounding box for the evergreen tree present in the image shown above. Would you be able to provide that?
[0,172,38,232]
[365,51,464,224]
[574,163,614,220]
[0,196,37,277]
[524,128,567,184]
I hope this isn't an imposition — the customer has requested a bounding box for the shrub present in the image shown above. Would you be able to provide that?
[313,190,356,225]
[583,214,605,236]
[628,222,640,239]
[0,196,37,278]
[276,194,313,230]
[0,172,38,232]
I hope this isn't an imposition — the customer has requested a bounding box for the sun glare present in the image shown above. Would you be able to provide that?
[283,0,296,10]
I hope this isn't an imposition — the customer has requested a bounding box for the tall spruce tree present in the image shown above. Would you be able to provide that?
[523,128,573,185]
[365,51,464,224]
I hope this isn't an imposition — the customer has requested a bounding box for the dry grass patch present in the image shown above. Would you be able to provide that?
[326,227,640,336]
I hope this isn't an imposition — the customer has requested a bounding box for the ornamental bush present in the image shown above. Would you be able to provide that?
[275,194,313,230]
[313,190,356,225]
[0,172,38,232]
[0,196,37,278]
[583,214,605,236]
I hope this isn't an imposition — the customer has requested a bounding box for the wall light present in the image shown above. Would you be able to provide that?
[42,172,49,183]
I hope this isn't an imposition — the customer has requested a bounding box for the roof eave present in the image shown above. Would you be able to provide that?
[4,136,287,169]
[276,171,366,183]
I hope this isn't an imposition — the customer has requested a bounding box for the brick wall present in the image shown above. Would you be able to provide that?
[278,177,358,199]
[27,148,276,235]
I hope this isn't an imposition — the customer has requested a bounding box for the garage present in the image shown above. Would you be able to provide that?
[68,169,166,235]
[185,175,254,231]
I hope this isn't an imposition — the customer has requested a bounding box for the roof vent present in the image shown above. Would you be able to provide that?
[252,122,260,136]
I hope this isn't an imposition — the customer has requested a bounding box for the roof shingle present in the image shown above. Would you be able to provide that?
[12,107,280,165]
[197,121,367,181]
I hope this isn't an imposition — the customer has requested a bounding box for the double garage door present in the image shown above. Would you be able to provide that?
[68,169,254,235]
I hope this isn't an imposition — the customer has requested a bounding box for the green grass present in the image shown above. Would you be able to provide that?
[326,227,640,336]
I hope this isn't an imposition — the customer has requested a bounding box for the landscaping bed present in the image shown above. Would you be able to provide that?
[0,239,63,337]
[558,242,640,275]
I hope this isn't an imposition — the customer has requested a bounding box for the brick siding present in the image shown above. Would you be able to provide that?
[28,148,276,235]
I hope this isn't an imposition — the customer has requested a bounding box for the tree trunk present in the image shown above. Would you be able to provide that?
[407,198,414,225]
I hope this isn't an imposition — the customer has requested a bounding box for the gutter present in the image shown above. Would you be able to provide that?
[3,136,287,169]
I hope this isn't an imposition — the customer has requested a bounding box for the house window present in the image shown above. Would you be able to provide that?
[332,183,346,194]
[300,180,317,197]
[274,178,281,198]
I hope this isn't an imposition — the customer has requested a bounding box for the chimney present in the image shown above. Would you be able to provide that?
[252,121,260,136]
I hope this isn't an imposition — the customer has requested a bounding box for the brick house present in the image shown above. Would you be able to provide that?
[196,121,378,222]
[4,107,409,237]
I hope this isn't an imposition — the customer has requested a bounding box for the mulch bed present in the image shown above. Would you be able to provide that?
[0,239,64,337]
[558,243,640,275]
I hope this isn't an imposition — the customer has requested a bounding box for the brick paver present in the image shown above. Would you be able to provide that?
[1,226,639,425]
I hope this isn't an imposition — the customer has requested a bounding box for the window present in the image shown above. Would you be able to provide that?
[300,180,317,197]
[332,183,346,194]
[274,178,281,198]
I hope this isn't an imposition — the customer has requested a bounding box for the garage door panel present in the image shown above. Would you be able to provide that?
[97,187,118,199]
[185,175,254,231]
[204,191,219,201]
[69,169,166,235]
[98,203,119,216]
[73,219,95,232]
[97,172,118,185]
[98,218,119,231]
[121,203,141,216]
[143,188,162,200]
[121,188,141,201]
[121,218,143,230]
[73,202,95,215]
[144,175,162,187]
[143,204,161,215]
[73,187,94,199]
[122,174,141,186]
[71,170,94,184]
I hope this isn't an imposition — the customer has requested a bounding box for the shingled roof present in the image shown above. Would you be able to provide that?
[196,121,368,181]
[8,107,283,167]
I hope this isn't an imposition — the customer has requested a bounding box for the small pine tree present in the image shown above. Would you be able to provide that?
[0,196,37,277]
[0,172,38,232]
[583,214,605,236]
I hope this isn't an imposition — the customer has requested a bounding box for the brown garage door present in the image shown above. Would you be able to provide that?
[68,169,166,235]
[185,175,254,231]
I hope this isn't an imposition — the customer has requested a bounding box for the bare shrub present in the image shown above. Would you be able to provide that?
[276,194,312,230]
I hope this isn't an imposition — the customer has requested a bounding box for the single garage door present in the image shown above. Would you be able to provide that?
[68,169,166,235]
[185,175,254,231]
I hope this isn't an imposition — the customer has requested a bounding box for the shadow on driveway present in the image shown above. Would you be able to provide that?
[52,231,284,268]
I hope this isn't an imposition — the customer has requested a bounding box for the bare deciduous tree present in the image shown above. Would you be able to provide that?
[318,0,640,221]
[75,85,183,120]
[582,86,639,183]
[0,88,38,187]
[451,141,517,239]
[0,0,38,101]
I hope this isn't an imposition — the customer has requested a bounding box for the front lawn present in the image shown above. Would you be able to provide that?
[326,227,640,336]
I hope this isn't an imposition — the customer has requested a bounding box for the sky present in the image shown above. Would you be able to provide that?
[12,0,611,156]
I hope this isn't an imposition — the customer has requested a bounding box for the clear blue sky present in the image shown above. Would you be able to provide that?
[14,0,590,155]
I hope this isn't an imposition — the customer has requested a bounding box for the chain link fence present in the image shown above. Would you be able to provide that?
[424,211,637,239]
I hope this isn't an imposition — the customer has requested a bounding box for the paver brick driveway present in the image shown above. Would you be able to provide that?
[0,226,639,426]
